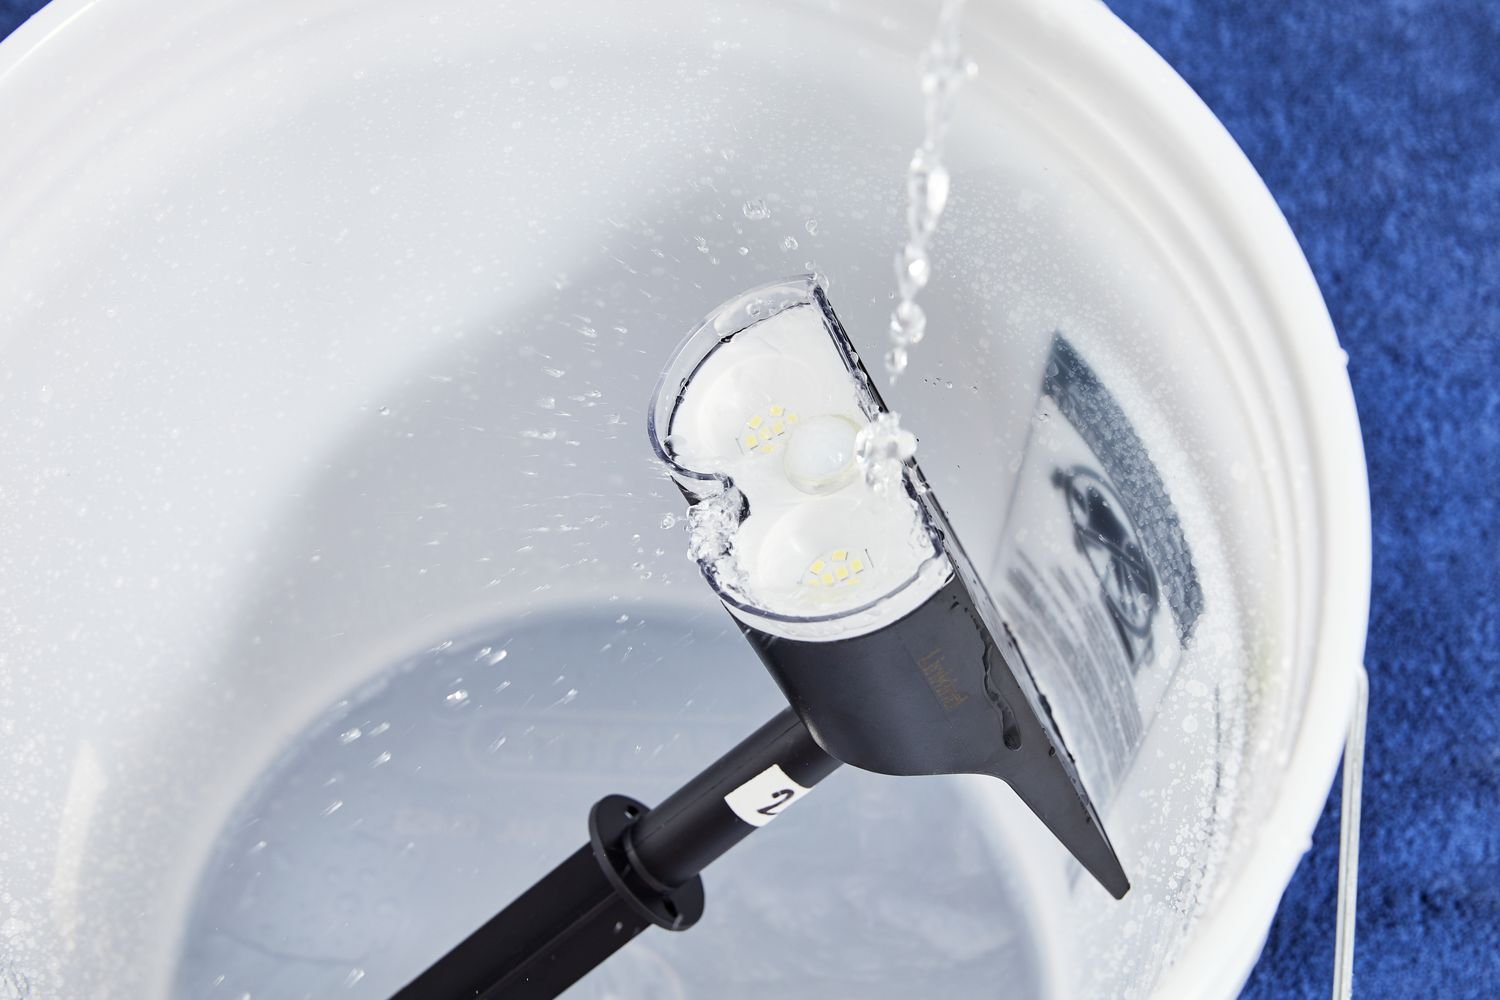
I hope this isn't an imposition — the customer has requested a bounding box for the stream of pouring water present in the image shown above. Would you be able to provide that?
[883,0,973,383]
[686,2,974,579]
[856,0,974,492]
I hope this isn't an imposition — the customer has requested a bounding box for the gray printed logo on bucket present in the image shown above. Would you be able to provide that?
[996,335,1204,810]
[1054,466,1160,671]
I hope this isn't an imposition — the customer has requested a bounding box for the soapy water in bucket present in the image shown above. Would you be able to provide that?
[174,610,1045,998]
[157,219,1254,999]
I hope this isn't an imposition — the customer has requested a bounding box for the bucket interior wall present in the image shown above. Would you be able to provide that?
[0,1,1349,998]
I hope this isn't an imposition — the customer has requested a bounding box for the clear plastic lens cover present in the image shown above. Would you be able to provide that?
[648,276,950,637]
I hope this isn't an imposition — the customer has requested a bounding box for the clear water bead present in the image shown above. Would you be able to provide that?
[906,154,950,237]
[889,300,927,346]
[895,244,931,299]
[855,412,919,495]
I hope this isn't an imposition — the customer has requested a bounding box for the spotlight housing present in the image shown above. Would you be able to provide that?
[649,275,1129,898]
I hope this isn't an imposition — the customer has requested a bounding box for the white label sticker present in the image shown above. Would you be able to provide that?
[723,764,812,828]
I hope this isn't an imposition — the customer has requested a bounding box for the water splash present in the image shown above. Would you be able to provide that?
[685,488,749,595]
[855,413,918,495]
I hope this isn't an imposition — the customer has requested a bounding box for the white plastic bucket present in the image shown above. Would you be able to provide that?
[0,1,1369,998]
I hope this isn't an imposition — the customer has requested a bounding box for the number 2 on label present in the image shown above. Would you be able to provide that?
[756,787,795,817]
[723,763,811,827]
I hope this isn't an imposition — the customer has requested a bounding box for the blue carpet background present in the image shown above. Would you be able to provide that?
[2,0,1495,996]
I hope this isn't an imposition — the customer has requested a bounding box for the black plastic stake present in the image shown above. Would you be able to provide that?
[390,708,840,1000]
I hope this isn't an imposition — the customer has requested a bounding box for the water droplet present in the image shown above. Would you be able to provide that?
[737,246,750,256]
[660,513,677,529]
[343,968,366,989]
[377,406,391,416]
[248,840,268,855]
[906,154,950,237]
[804,218,819,235]
[694,236,710,253]
[368,722,391,736]
[855,411,918,494]
[445,689,470,707]
[889,300,927,346]
[741,198,770,220]
[322,800,344,817]
[371,751,392,767]
[896,244,931,298]
[782,236,799,250]
[338,727,362,745]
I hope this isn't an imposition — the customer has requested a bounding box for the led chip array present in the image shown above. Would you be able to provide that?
[805,548,867,587]
[741,404,799,455]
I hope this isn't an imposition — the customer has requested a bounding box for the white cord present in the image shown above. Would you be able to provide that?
[1333,666,1369,1000]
